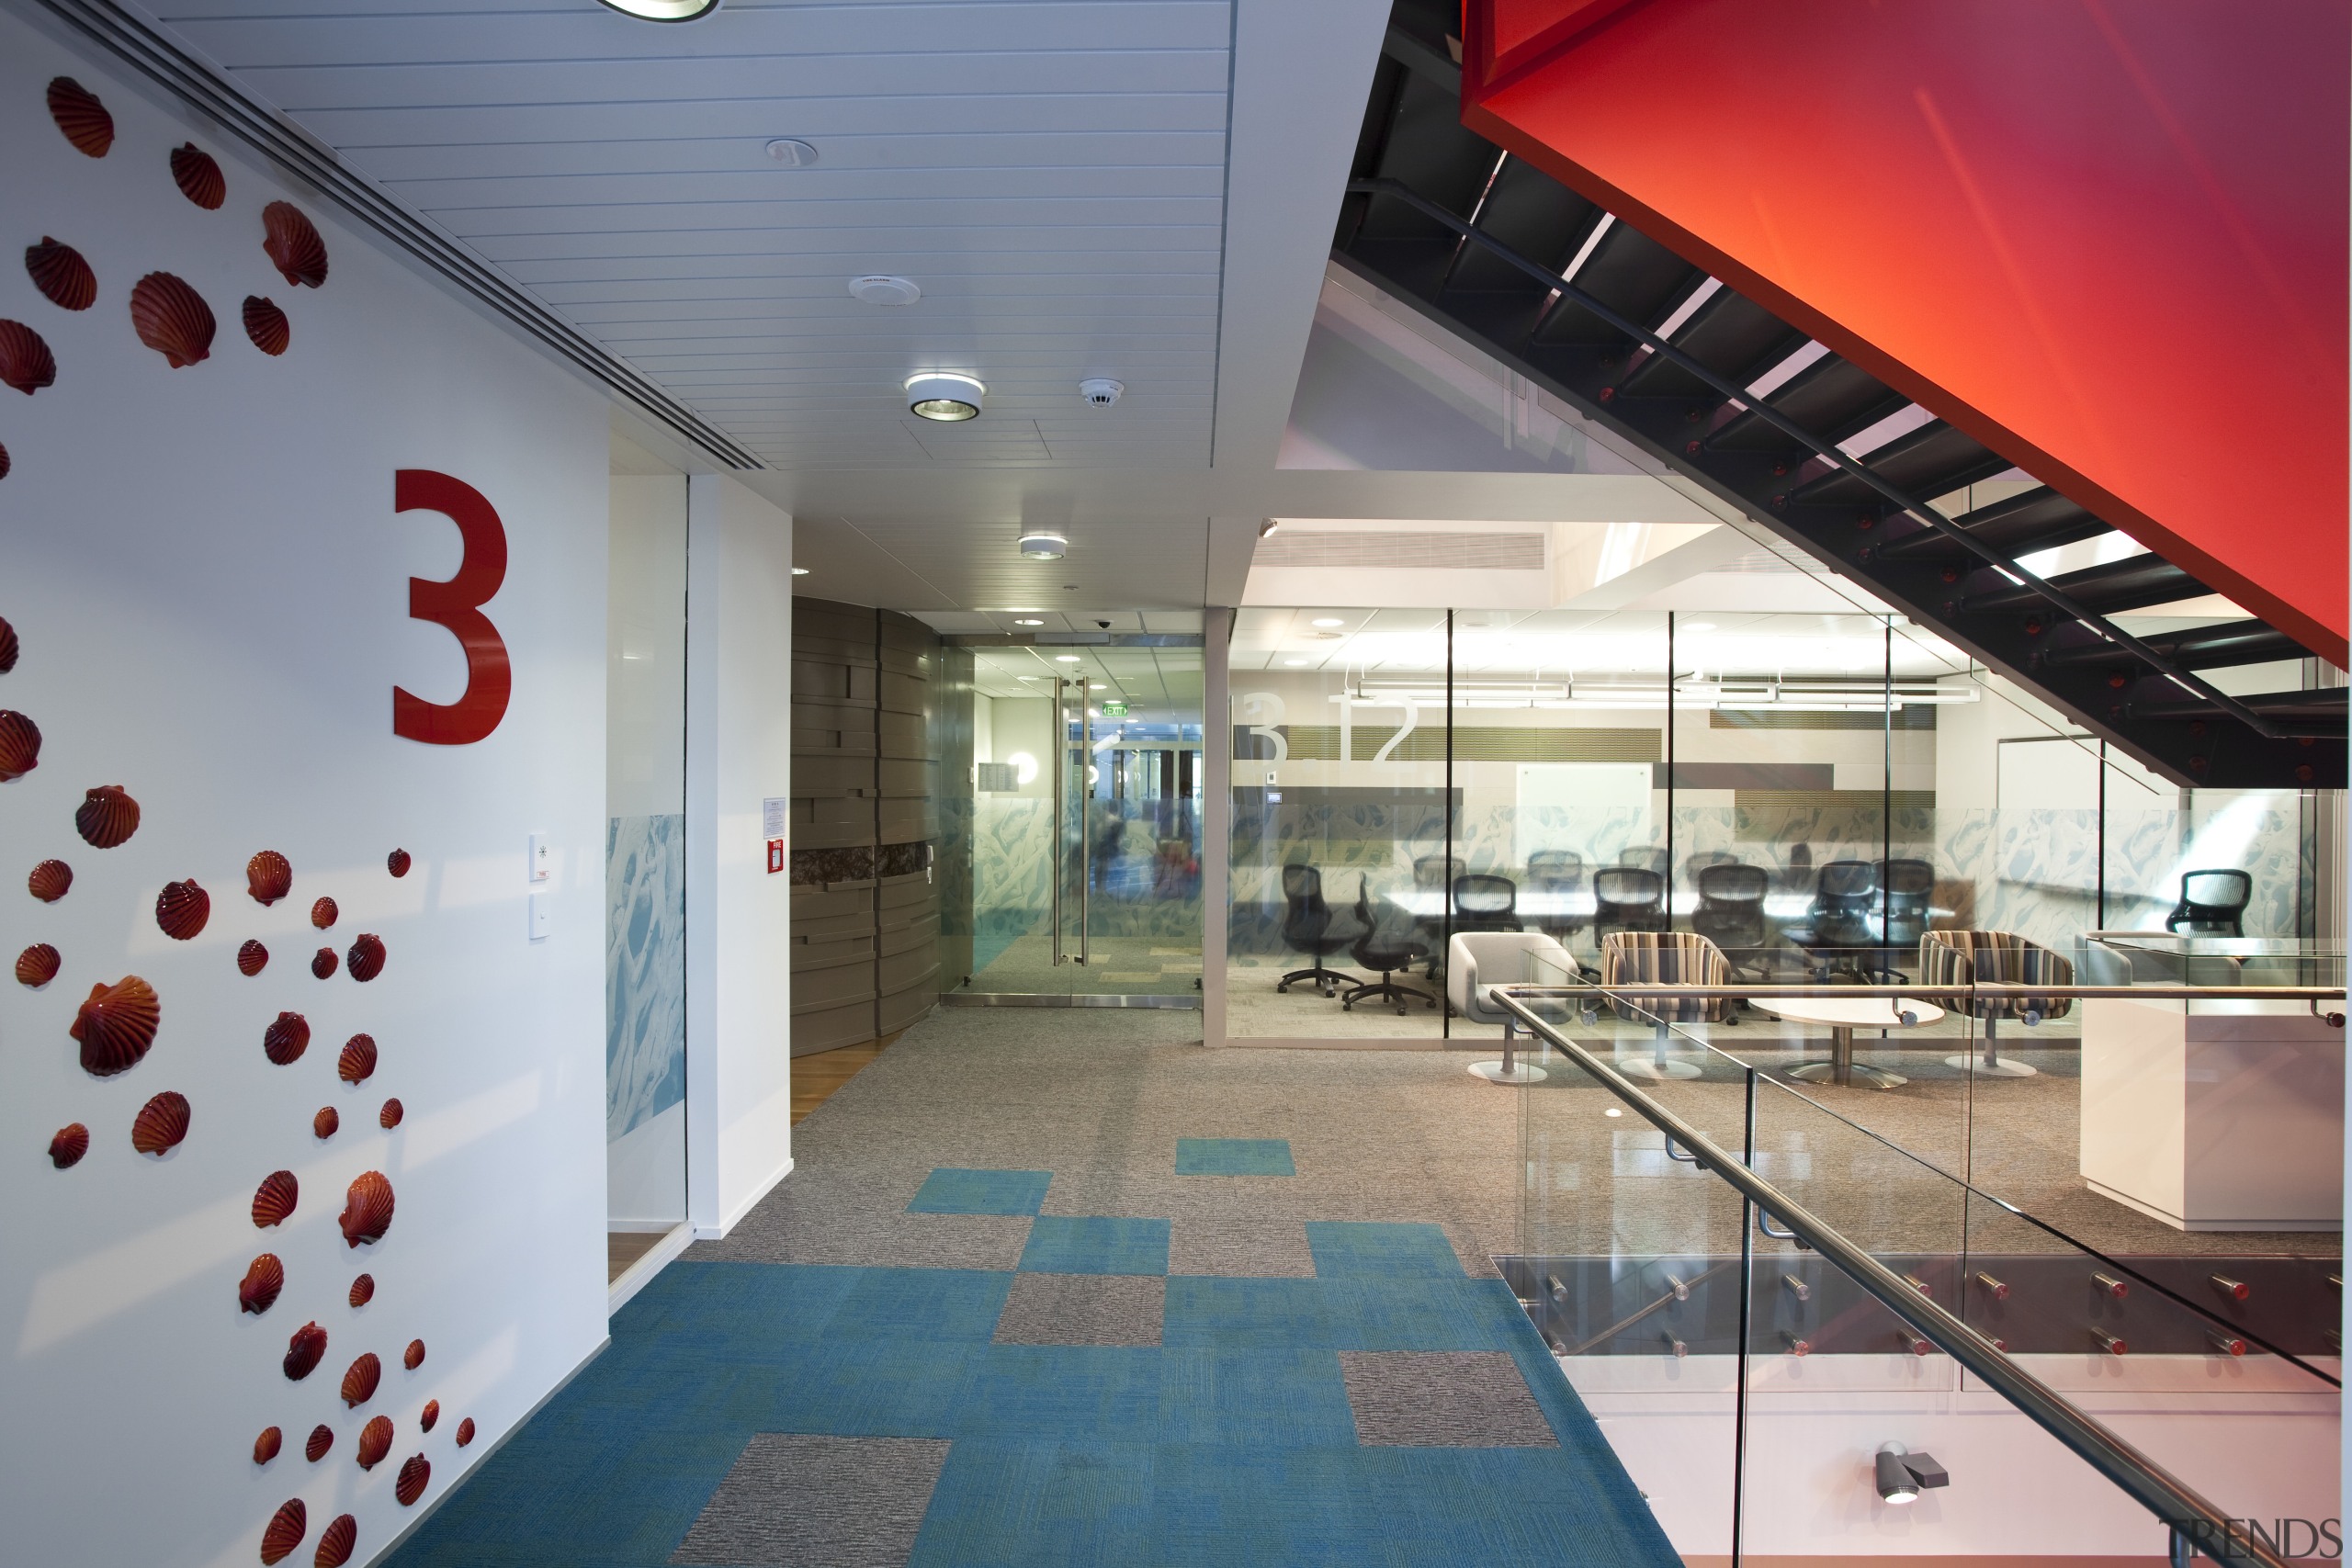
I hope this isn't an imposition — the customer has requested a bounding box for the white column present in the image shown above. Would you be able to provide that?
[684,474,796,1235]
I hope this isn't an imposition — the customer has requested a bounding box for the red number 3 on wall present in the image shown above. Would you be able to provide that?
[392,468,511,745]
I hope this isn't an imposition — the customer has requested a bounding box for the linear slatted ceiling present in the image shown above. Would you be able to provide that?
[145,0,1235,470]
[1253,532,1548,570]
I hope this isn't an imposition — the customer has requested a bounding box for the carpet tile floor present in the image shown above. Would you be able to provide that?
[387,1010,1679,1567]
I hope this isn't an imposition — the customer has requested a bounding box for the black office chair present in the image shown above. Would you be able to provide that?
[1276,864,1363,997]
[1525,850,1587,945]
[1785,859,1877,979]
[1690,863,1771,983]
[2165,869,2252,937]
[1869,858,1936,977]
[1453,874,1523,934]
[1341,880,1436,1014]
[1410,855,1465,980]
[1593,866,1668,944]
[1618,846,1670,879]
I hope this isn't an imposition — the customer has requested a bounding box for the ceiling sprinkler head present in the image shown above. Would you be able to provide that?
[1079,378,1124,408]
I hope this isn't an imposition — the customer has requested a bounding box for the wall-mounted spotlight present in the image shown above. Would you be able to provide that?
[1259,520,1280,537]
[1874,1444,1948,1505]
[790,567,809,577]
[905,372,984,421]
[596,0,720,20]
[1018,532,1067,560]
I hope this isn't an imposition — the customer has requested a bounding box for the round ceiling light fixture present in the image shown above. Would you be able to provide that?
[595,0,720,20]
[905,371,984,421]
[850,275,919,306]
[764,139,818,166]
[1017,532,1067,560]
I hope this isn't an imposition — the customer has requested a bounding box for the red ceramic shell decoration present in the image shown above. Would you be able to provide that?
[17,942,59,987]
[340,1351,380,1407]
[253,1169,299,1228]
[131,1090,190,1156]
[0,440,9,479]
[283,1320,327,1382]
[260,1498,307,1565]
[0,321,58,396]
[311,896,338,930]
[75,784,139,848]
[263,202,329,288]
[240,1252,284,1315]
[254,1426,282,1464]
[340,1171,394,1248]
[26,238,96,311]
[49,1122,88,1168]
[402,1337,425,1371]
[170,143,226,209]
[264,1011,311,1066]
[337,1032,377,1085]
[395,1454,430,1506]
[347,933,385,983]
[387,849,411,878]
[314,1515,356,1568]
[379,1099,403,1130]
[46,78,113,157]
[348,1273,373,1307]
[243,295,289,355]
[305,1425,333,1462]
[0,613,15,671]
[0,709,40,779]
[456,1416,476,1447]
[248,850,292,905]
[420,1400,439,1433]
[313,1106,338,1139]
[130,273,216,368]
[30,858,72,901]
[240,940,270,976]
[72,975,160,1076]
[311,946,338,980]
[156,878,209,940]
[356,1414,393,1470]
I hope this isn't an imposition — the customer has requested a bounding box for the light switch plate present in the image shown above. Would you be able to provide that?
[528,891,549,941]
[527,832,550,884]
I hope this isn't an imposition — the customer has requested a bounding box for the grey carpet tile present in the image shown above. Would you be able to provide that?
[671,1433,950,1568]
[691,1201,1032,1270]
[1169,1214,1317,1278]
[991,1271,1166,1347]
[1338,1352,1561,1449]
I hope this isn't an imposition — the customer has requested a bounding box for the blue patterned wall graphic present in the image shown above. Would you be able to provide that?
[607,813,686,1140]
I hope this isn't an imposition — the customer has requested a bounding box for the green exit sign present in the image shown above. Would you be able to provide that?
[1101,701,1128,717]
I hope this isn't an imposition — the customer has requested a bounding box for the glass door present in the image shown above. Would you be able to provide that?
[953,638,1202,1004]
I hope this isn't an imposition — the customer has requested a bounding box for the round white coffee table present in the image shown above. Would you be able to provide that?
[1750,996,1944,1090]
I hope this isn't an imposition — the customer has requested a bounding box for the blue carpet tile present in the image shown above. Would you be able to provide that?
[1175,1137,1297,1176]
[1018,1215,1172,1276]
[909,1168,1055,1216]
[389,1258,1679,1568]
[1304,1220,1466,1279]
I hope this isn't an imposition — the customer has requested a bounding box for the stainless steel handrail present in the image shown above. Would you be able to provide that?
[1492,985,2297,1568]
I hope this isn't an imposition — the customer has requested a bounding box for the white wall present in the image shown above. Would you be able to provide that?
[0,17,608,1567]
[684,475,795,1236]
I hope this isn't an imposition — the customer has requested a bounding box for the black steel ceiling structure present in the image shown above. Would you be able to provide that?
[1333,0,2342,790]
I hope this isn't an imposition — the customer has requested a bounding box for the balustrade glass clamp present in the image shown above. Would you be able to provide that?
[2206,1329,2248,1358]
[2092,1272,2130,1300]
[1663,1272,1690,1303]
[1898,1326,1933,1358]
[1974,1271,2011,1301]
[2209,1273,2250,1302]
[2092,1329,2130,1357]
[1547,1274,1569,1305]
[1781,1273,1811,1303]
[1903,1274,1933,1300]
[1661,1329,1688,1359]
[1783,1332,1812,1356]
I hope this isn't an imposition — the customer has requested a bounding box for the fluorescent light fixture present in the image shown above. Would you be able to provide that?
[905,371,984,421]
[1680,621,1715,633]
[1012,617,1044,626]
[596,0,719,18]
[1055,655,1081,663]
[790,567,809,576]
[1283,659,1308,667]
[1311,617,1345,628]
[1018,533,1068,560]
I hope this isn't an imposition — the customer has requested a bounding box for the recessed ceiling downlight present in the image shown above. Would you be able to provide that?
[906,372,984,421]
[850,275,919,306]
[595,0,719,20]
[1018,533,1068,560]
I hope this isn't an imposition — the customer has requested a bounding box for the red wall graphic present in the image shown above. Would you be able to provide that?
[391,468,510,746]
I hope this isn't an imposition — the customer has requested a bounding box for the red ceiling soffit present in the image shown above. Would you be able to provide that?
[1460,0,2349,662]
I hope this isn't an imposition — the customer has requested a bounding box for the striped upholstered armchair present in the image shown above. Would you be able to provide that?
[1917,930,2075,1078]
[1599,931,1733,1081]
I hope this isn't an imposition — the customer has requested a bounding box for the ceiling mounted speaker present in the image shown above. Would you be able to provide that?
[1018,533,1068,560]
[906,372,984,422]
[595,0,720,19]
[849,275,918,306]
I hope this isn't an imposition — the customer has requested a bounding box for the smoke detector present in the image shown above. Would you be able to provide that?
[905,372,984,421]
[850,276,920,306]
[1079,378,1124,408]
[1018,533,1068,560]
